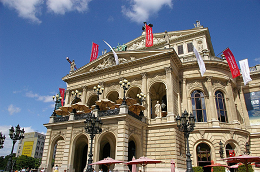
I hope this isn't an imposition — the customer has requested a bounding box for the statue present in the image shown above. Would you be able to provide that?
[70,60,76,73]
[155,101,162,118]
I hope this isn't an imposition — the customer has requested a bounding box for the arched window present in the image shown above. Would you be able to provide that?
[215,91,228,122]
[191,90,207,122]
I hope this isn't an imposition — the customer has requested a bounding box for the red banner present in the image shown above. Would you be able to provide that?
[145,24,153,47]
[59,88,65,106]
[90,42,99,62]
[223,48,241,78]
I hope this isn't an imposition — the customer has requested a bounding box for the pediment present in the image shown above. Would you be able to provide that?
[62,49,177,82]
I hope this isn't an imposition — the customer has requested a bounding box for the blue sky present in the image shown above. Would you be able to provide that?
[0,0,260,156]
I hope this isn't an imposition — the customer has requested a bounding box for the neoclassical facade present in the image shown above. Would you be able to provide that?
[40,23,260,172]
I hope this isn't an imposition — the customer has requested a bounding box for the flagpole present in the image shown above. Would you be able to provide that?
[216,47,229,57]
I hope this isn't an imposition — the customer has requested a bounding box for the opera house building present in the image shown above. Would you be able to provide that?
[40,22,260,172]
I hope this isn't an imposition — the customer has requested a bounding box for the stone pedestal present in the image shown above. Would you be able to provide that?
[119,105,128,114]
[167,113,175,122]
[69,113,74,121]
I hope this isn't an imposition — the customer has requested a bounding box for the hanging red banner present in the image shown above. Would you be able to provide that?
[90,42,99,62]
[223,48,241,78]
[59,88,65,106]
[145,24,153,47]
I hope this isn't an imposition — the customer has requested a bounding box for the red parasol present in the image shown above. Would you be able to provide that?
[126,156,162,172]
[171,159,175,172]
[223,154,260,172]
[90,157,125,171]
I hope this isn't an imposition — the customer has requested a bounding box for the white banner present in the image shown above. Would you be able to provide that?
[239,59,252,85]
[193,47,206,77]
[103,40,119,65]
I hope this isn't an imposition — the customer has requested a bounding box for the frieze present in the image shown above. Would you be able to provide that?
[187,80,203,90]
[102,125,118,134]
[128,124,141,136]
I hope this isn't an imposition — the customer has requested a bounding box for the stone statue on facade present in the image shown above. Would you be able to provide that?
[155,101,162,118]
[70,60,76,73]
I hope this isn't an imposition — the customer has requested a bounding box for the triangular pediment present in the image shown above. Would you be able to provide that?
[62,49,178,82]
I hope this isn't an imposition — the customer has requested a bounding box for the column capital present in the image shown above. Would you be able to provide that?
[164,67,172,73]
[141,72,147,79]
[82,86,87,90]
[206,76,213,82]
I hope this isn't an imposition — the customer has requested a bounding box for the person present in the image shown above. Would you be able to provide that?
[21,167,26,172]
[138,170,142,172]
[54,165,59,172]
[41,168,45,172]
[155,101,162,118]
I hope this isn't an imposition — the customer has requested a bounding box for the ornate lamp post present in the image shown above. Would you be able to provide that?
[137,92,146,105]
[119,79,130,105]
[0,132,5,149]
[176,111,195,172]
[219,141,224,158]
[93,85,104,109]
[6,124,25,172]
[84,114,103,172]
[52,94,62,116]
[71,90,82,100]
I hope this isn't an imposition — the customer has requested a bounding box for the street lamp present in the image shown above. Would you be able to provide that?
[84,113,103,172]
[245,142,250,155]
[93,85,104,109]
[0,132,5,149]
[52,94,62,116]
[137,92,146,105]
[176,110,195,172]
[6,124,25,172]
[219,141,224,158]
[119,79,130,105]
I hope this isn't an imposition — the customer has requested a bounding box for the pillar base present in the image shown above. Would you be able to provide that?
[119,105,128,114]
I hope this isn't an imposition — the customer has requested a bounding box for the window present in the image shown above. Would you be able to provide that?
[191,90,207,122]
[197,143,211,166]
[38,141,40,145]
[41,142,44,146]
[215,91,228,122]
[178,45,184,55]
[36,146,39,150]
[187,42,193,52]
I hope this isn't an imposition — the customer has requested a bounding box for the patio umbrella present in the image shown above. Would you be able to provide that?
[59,105,73,113]
[126,156,162,172]
[229,164,239,169]
[223,154,260,172]
[128,104,145,115]
[116,98,137,106]
[131,157,137,172]
[204,164,229,168]
[171,159,175,172]
[96,99,115,110]
[90,157,125,171]
[71,102,90,112]
[55,109,69,116]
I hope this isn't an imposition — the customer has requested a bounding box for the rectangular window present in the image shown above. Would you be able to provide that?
[187,42,193,52]
[178,45,184,55]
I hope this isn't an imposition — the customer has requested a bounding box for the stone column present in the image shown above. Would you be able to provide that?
[61,125,73,172]
[182,79,188,111]
[206,77,218,120]
[82,86,87,104]
[238,86,250,126]
[114,120,129,172]
[65,89,70,106]
[147,92,151,120]
[40,128,53,172]
[165,67,174,116]
[225,80,238,123]
[141,73,148,118]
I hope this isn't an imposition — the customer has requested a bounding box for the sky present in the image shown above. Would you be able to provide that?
[0,0,260,156]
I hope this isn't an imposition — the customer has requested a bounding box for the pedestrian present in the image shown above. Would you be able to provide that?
[21,167,26,172]
[54,165,59,172]
[41,168,45,172]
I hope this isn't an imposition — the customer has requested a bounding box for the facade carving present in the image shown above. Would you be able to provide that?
[40,24,260,172]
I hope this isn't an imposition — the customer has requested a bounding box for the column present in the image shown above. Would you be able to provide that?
[206,77,218,120]
[65,89,70,106]
[182,78,188,112]
[238,86,250,126]
[114,121,129,172]
[141,73,148,118]
[60,125,73,172]
[165,67,174,116]
[82,86,87,104]
[40,128,53,171]
[225,80,238,123]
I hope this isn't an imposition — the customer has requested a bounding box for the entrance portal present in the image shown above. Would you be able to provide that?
[102,143,110,172]
[197,143,211,172]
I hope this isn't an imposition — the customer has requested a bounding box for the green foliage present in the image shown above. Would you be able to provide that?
[238,164,254,172]
[212,166,225,172]
[192,166,203,172]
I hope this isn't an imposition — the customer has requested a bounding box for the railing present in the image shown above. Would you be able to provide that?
[53,108,142,123]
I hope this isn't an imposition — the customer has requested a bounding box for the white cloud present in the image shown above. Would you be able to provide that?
[46,0,92,14]
[0,125,35,157]
[0,0,44,24]
[254,57,260,63]
[26,91,53,103]
[122,0,173,23]
[8,104,21,115]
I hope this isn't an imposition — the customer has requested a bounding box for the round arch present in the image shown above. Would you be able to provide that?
[87,95,98,107]
[149,82,166,119]
[127,87,141,103]
[106,91,119,103]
